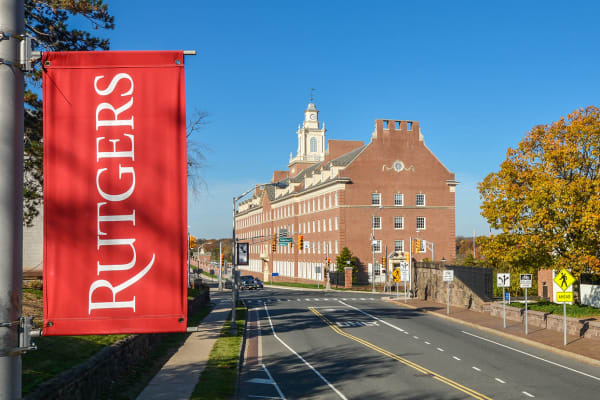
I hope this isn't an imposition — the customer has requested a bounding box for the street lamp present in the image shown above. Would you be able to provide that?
[371,204,383,293]
[232,181,288,324]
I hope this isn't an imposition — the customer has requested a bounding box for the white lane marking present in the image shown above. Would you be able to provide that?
[437,348,445,352]
[403,331,409,335]
[360,298,367,300]
[453,356,461,361]
[264,304,347,399]
[262,363,286,400]
[338,300,406,332]
[522,391,535,398]
[247,378,274,384]
[314,298,320,301]
[341,298,348,301]
[305,299,311,302]
[413,336,419,339]
[462,330,600,383]
[424,341,431,345]
[472,366,481,372]
[495,378,506,384]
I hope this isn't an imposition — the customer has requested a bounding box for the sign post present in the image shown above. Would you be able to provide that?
[520,274,532,335]
[442,270,454,314]
[554,268,575,345]
[497,273,511,328]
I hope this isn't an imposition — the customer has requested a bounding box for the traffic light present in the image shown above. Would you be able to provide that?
[326,258,331,267]
[189,235,196,249]
[382,256,386,269]
[220,254,224,267]
[404,252,410,262]
[298,235,304,250]
[272,234,277,252]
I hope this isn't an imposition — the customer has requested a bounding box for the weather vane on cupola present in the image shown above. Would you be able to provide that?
[310,88,316,103]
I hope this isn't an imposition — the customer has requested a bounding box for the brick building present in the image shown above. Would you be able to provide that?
[236,101,457,284]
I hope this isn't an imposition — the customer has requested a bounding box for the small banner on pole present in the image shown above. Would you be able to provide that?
[42,51,188,335]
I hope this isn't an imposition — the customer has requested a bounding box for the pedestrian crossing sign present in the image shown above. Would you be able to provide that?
[554,269,575,291]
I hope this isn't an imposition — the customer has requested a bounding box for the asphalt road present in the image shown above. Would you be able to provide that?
[237,287,600,400]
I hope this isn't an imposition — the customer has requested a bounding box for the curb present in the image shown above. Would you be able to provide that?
[234,299,249,400]
[385,298,600,367]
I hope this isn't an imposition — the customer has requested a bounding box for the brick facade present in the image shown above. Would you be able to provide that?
[236,103,456,284]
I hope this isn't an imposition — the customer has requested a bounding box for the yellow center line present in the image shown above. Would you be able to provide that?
[309,307,493,400]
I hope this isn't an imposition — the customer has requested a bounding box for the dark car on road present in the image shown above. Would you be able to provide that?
[240,275,257,290]
[253,278,263,289]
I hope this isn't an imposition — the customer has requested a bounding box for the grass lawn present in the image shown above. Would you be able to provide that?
[508,300,600,318]
[201,271,218,279]
[190,304,246,400]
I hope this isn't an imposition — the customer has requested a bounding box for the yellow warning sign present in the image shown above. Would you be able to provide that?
[556,292,573,303]
[392,269,401,282]
[554,269,575,291]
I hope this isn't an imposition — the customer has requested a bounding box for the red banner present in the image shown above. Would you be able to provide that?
[42,51,188,335]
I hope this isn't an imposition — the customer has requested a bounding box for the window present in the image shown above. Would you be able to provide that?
[394,193,404,206]
[335,217,338,230]
[372,216,381,229]
[394,240,404,253]
[318,220,321,232]
[318,198,321,210]
[394,216,404,230]
[371,193,381,206]
[374,263,381,276]
[419,240,427,253]
[372,240,382,253]
[416,216,426,230]
[416,193,425,206]
[335,240,338,253]
[310,137,317,152]
[329,218,332,231]
[335,192,338,206]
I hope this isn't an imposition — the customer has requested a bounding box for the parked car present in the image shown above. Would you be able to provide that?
[253,278,263,289]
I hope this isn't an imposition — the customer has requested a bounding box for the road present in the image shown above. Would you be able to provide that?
[237,286,600,400]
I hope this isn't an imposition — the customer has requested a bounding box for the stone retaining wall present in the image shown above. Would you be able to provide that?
[413,263,493,311]
[26,285,210,400]
[488,302,600,340]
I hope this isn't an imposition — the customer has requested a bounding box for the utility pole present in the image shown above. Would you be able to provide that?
[0,1,24,398]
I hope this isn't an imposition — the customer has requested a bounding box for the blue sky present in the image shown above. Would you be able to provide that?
[100,0,600,239]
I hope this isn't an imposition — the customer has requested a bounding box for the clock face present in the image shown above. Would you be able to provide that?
[310,113,316,120]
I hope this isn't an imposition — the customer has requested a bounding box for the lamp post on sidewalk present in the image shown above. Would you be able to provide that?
[232,181,287,324]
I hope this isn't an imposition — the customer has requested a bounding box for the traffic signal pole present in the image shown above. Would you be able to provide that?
[0,1,24,398]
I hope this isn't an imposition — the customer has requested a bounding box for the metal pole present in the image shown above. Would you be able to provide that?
[0,1,24,398]
[502,287,506,328]
[409,236,413,294]
[404,281,407,303]
[218,241,222,291]
[431,242,434,263]
[187,230,191,288]
[232,197,237,324]
[446,281,450,315]
[563,302,567,346]
[524,288,528,335]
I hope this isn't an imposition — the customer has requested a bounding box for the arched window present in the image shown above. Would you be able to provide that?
[310,137,317,152]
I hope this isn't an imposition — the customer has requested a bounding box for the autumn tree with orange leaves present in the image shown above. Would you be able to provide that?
[478,106,600,281]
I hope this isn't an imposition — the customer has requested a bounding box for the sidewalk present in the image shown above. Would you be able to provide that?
[386,297,600,366]
[136,288,231,400]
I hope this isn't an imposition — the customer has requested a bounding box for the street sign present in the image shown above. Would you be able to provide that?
[315,266,321,273]
[278,237,293,245]
[442,270,454,282]
[497,273,510,288]
[399,262,409,271]
[392,269,401,282]
[554,268,575,291]
[505,291,510,302]
[272,272,279,277]
[520,274,532,288]
[556,292,573,302]
[401,270,410,281]
[279,228,288,238]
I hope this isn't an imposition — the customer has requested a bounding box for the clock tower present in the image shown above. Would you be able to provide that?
[289,100,326,171]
